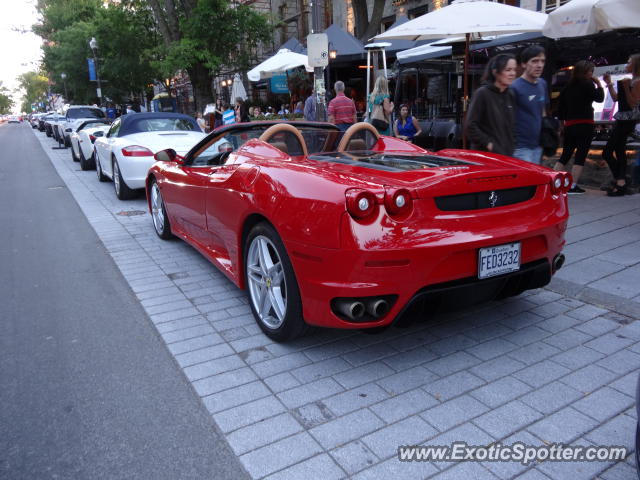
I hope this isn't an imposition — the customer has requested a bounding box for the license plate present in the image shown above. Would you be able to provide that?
[478,242,521,279]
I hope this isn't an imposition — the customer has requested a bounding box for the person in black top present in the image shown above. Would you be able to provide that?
[553,60,604,194]
[213,98,224,129]
[603,54,640,196]
[235,97,250,123]
[465,54,517,156]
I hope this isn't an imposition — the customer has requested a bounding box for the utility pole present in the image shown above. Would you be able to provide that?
[309,0,326,122]
[89,37,103,106]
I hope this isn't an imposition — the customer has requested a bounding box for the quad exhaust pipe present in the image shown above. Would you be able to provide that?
[334,298,391,321]
[335,300,366,320]
[367,299,390,318]
[552,254,565,272]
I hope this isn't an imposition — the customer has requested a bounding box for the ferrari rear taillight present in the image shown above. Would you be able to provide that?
[384,187,413,216]
[121,145,154,157]
[551,172,572,194]
[89,135,96,143]
[346,188,377,220]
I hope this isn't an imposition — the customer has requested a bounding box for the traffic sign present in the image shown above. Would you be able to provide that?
[307,33,328,68]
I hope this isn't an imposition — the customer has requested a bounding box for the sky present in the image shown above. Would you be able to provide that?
[0,0,43,112]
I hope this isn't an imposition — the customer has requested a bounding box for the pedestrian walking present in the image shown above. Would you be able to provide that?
[465,53,517,156]
[602,54,640,196]
[394,104,422,142]
[511,46,550,164]
[367,75,394,136]
[304,92,316,121]
[553,60,604,194]
[328,81,357,132]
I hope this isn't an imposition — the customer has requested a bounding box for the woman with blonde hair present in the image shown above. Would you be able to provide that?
[368,74,394,135]
[602,53,640,196]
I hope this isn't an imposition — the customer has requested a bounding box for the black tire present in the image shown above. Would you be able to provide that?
[244,223,307,342]
[64,135,71,147]
[96,152,108,182]
[149,179,173,240]
[70,144,79,162]
[79,147,94,171]
[112,158,135,200]
[45,127,52,137]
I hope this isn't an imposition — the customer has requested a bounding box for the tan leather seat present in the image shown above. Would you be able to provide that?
[270,141,289,154]
[345,138,367,151]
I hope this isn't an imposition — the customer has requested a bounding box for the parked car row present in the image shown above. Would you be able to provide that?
[36,115,572,343]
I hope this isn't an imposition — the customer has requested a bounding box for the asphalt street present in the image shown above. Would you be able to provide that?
[3,119,640,480]
[0,122,250,479]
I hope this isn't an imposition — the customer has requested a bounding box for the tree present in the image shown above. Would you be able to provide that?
[352,0,386,42]
[145,0,273,111]
[33,0,102,39]
[35,1,159,104]
[0,82,14,114]
[16,72,49,112]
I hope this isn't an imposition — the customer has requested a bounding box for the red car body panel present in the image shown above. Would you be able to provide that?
[147,122,569,330]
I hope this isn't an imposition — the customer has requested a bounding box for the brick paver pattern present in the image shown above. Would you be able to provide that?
[35,130,640,479]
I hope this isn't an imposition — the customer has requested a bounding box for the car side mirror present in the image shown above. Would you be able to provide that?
[155,148,183,165]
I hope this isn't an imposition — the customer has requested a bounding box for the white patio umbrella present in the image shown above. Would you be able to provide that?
[374,0,547,127]
[543,0,640,39]
[230,73,247,101]
[247,48,313,82]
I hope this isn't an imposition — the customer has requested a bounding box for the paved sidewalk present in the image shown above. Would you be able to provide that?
[34,128,640,480]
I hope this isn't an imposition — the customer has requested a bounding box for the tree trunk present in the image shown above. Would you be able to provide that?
[187,62,214,114]
[352,0,369,40]
[361,0,386,42]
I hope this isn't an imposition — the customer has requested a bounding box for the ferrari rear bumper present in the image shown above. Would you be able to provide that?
[287,221,566,330]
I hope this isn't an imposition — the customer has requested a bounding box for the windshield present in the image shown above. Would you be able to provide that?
[129,118,197,133]
[213,124,343,155]
[80,121,109,131]
[67,108,105,119]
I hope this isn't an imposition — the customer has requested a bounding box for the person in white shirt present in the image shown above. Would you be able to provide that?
[196,112,207,132]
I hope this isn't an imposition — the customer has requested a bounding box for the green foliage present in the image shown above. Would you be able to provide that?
[0,82,14,114]
[251,113,304,121]
[156,0,272,77]
[32,0,274,110]
[33,0,102,40]
[36,1,159,104]
[16,72,49,112]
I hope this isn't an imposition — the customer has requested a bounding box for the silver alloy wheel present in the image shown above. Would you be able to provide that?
[246,235,287,329]
[150,183,165,234]
[113,161,120,196]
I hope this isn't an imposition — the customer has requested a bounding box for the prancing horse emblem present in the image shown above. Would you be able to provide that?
[488,191,498,208]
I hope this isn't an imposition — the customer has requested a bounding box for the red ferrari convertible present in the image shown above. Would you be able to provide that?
[146,121,570,341]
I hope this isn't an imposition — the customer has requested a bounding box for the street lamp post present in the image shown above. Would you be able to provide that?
[326,44,337,101]
[89,37,103,106]
[221,79,231,104]
[60,72,68,101]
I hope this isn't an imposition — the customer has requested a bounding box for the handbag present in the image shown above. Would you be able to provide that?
[613,107,640,121]
[540,116,560,156]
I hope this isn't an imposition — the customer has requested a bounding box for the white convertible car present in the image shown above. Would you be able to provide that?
[69,119,111,170]
[94,112,206,200]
